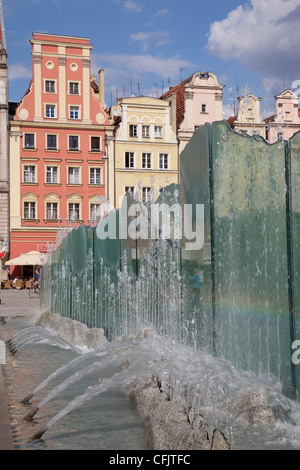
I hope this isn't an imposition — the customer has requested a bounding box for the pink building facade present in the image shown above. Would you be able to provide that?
[265,90,300,143]
[9,33,112,276]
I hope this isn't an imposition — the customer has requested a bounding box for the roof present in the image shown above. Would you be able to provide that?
[160,76,192,133]
[226,115,237,127]
[91,79,99,93]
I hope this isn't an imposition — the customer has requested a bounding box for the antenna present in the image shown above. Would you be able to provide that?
[161,81,164,95]
[130,77,133,95]
[180,68,184,82]
[138,82,141,95]
[151,82,158,97]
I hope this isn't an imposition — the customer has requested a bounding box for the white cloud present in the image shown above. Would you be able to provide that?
[8,62,32,81]
[94,52,193,79]
[92,52,195,99]
[130,31,171,51]
[124,1,143,13]
[206,0,300,80]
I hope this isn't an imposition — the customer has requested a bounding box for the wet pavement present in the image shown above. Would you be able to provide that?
[0,288,40,450]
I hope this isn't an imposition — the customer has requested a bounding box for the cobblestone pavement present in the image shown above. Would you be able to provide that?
[0,288,40,318]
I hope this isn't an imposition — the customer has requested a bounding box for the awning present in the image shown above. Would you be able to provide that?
[5,251,47,266]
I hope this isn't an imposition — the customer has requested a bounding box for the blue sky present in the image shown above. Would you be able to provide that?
[3,0,300,118]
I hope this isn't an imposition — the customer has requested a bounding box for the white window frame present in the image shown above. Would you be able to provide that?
[142,153,152,169]
[23,165,36,183]
[24,133,35,149]
[142,125,150,138]
[44,79,56,94]
[154,126,163,138]
[125,186,135,194]
[46,166,59,184]
[89,167,102,185]
[69,105,80,120]
[142,187,152,204]
[159,153,169,170]
[24,201,36,220]
[129,124,138,137]
[46,202,58,220]
[90,136,101,152]
[90,203,101,222]
[68,81,81,95]
[125,152,135,169]
[68,166,81,185]
[68,135,80,151]
[45,104,56,119]
[68,202,80,221]
[46,133,58,150]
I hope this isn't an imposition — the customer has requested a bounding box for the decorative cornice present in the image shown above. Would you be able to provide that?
[58,57,67,66]
[215,94,223,101]
[82,59,91,68]
[185,92,193,100]
[33,54,42,65]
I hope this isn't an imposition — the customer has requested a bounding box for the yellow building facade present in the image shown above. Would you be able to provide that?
[110,96,178,208]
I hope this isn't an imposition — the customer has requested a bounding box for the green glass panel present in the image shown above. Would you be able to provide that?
[179,124,214,353]
[289,130,300,396]
[211,122,291,393]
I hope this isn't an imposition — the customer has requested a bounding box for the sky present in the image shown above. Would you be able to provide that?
[2,0,300,119]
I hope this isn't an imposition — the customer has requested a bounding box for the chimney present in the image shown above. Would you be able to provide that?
[98,69,105,109]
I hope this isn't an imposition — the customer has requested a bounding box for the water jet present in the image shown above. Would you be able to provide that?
[21,393,33,405]
[30,425,47,441]
[23,406,39,421]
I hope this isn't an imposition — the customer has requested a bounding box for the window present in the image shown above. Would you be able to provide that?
[46,202,58,220]
[201,104,207,113]
[125,186,135,194]
[129,125,138,137]
[68,203,80,220]
[46,166,58,184]
[69,135,79,151]
[154,126,162,138]
[23,166,36,183]
[159,153,169,170]
[142,125,150,138]
[91,136,101,152]
[24,134,35,149]
[24,201,36,219]
[278,132,284,142]
[142,187,152,204]
[285,111,291,121]
[68,167,80,184]
[46,105,56,118]
[125,152,135,169]
[70,106,80,120]
[90,203,101,221]
[69,82,79,95]
[90,168,101,185]
[47,134,57,150]
[45,80,55,93]
[142,153,152,169]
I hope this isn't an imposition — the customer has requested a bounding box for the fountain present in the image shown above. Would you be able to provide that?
[3,120,300,449]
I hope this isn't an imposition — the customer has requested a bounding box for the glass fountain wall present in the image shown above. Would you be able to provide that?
[40,122,300,399]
